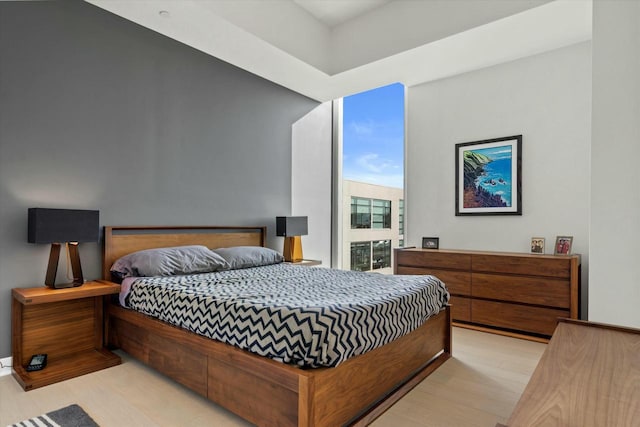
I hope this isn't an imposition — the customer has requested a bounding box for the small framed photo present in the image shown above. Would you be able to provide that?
[422,237,439,250]
[531,237,545,254]
[554,236,573,255]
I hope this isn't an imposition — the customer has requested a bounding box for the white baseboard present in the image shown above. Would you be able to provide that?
[0,356,12,377]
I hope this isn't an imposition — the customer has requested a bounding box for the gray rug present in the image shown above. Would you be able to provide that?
[7,404,98,427]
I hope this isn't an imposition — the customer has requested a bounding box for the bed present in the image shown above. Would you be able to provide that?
[103,225,452,427]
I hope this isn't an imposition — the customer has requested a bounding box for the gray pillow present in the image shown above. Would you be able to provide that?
[213,246,284,269]
[110,245,230,281]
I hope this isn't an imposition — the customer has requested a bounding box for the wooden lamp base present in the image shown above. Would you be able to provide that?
[45,242,84,289]
[283,236,303,262]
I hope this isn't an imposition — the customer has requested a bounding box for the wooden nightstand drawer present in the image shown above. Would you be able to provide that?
[21,298,96,358]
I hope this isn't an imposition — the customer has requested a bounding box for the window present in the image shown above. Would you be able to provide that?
[351,197,371,229]
[372,199,391,229]
[350,240,391,271]
[339,83,405,271]
[350,241,371,271]
[399,199,404,235]
[351,197,391,229]
[372,240,391,269]
[399,239,404,247]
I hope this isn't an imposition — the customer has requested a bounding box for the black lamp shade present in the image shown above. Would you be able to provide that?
[28,208,99,243]
[276,216,308,237]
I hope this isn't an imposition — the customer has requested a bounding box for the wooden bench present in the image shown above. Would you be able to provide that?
[504,318,640,426]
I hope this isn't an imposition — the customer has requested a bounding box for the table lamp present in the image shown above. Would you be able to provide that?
[276,216,308,262]
[28,208,99,289]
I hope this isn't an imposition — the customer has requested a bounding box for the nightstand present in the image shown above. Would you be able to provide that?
[11,280,122,391]
[285,259,322,267]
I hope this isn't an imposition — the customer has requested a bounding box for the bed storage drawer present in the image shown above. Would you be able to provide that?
[471,300,568,336]
[148,334,208,397]
[472,273,571,308]
[110,315,208,396]
[207,355,298,427]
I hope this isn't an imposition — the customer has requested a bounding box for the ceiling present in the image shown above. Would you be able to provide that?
[86,0,592,102]
[293,0,392,27]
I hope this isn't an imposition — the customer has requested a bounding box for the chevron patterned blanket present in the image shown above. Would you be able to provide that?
[122,264,450,367]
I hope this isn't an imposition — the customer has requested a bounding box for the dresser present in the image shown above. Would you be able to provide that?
[394,248,581,341]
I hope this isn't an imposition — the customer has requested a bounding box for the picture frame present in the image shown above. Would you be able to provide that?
[455,135,522,216]
[530,237,545,254]
[554,236,573,255]
[422,237,439,250]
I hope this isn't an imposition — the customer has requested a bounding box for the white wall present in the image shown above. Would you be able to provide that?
[589,1,640,328]
[292,102,333,266]
[406,42,591,316]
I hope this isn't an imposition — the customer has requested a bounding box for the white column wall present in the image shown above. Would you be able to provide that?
[589,0,640,327]
[292,102,333,266]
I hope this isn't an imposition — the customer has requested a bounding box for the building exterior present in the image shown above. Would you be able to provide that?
[342,180,404,274]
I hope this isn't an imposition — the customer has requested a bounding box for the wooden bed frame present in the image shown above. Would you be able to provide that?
[103,226,452,427]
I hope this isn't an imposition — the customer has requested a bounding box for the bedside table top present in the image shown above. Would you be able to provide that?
[285,259,322,266]
[12,280,120,305]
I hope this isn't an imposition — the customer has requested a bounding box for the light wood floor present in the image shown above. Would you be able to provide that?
[0,327,546,426]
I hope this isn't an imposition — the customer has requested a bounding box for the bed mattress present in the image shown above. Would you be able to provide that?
[121,263,450,367]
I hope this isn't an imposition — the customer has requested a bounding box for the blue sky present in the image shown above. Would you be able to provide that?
[343,82,404,189]
[473,146,512,160]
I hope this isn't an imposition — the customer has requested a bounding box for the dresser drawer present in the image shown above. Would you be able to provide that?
[472,273,570,308]
[396,250,471,270]
[396,266,471,296]
[450,296,471,322]
[472,254,572,278]
[471,300,568,336]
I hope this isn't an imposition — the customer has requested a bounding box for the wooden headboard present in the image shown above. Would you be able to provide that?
[103,225,266,280]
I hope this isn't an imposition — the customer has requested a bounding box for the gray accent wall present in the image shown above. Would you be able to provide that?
[0,1,317,357]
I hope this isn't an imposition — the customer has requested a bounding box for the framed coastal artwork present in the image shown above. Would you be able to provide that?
[455,135,522,216]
